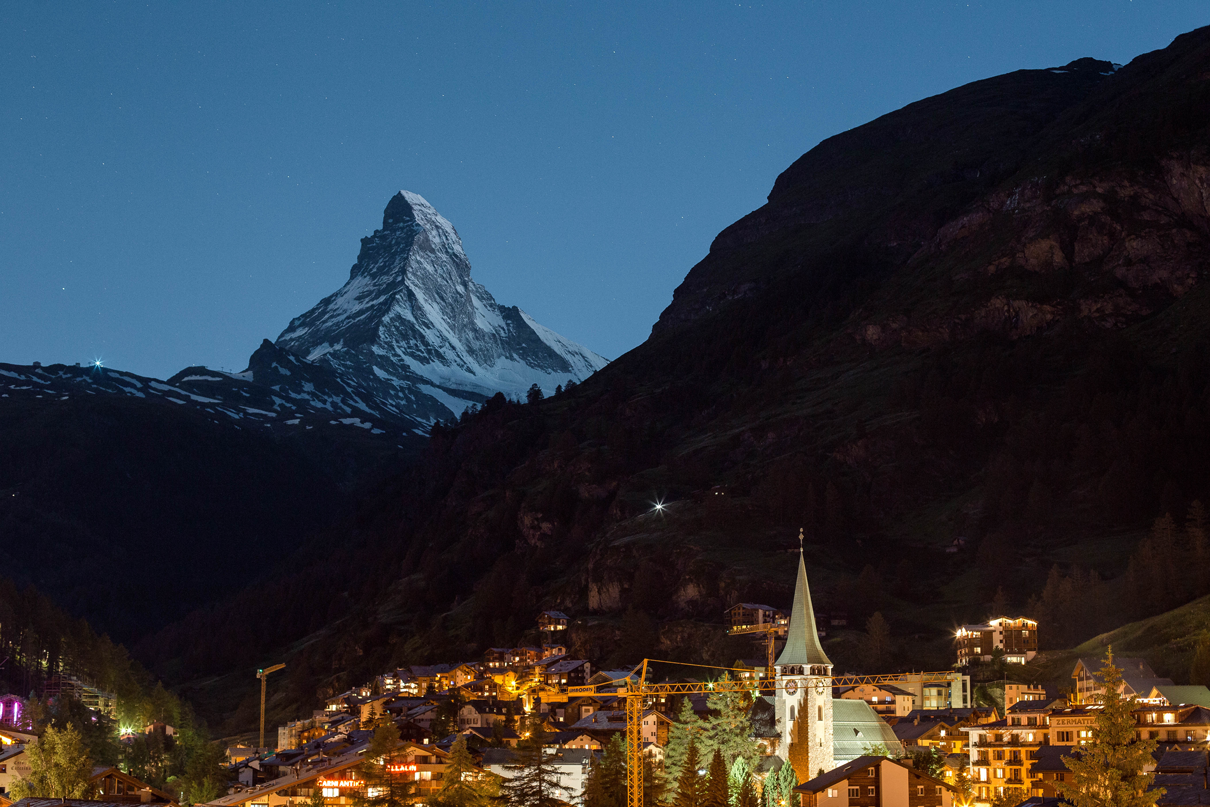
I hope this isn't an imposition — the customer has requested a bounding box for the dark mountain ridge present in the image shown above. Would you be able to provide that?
[1,190,614,645]
[131,26,1210,729]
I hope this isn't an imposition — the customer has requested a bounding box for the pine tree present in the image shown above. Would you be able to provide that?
[583,756,606,807]
[702,678,760,772]
[585,735,627,807]
[10,723,93,799]
[1055,650,1162,807]
[703,749,729,807]
[727,756,751,807]
[355,721,413,807]
[499,724,570,807]
[672,741,703,807]
[664,698,705,787]
[736,774,758,807]
[761,761,797,807]
[641,755,665,807]
[432,735,496,807]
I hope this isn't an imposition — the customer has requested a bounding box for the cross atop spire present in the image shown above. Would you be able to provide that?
[774,536,832,668]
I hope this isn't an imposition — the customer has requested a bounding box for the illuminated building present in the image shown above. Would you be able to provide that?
[954,618,1038,666]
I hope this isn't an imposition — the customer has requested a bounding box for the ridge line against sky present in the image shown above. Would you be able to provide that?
[2,2,1208,380]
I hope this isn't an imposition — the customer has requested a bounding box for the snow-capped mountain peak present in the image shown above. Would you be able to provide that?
[277,191,607,423]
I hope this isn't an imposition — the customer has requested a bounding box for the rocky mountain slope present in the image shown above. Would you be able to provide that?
[277,191,608,423]
[139,26,1210,729]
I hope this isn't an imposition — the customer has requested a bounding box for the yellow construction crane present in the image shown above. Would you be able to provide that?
[570,659,959,807]
[256,663,286,751]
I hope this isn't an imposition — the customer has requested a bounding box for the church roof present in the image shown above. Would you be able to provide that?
[833,699,903,762]
[774,549,831,668]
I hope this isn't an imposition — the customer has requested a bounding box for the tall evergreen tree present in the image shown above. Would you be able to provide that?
[641,756,665,807]
[432,736,496,807]
[498,724,570,807]
[702,679,760,773]
[1055,650,1162,807]
[354,721,413,807]
[584,736,627,807]
[703,749,729,807]
[664,698,705,787]
[736,774,758,807]
[761,761,797,807]
[727,756,751,807]
[672,741,703,807]
[9,723,93,799]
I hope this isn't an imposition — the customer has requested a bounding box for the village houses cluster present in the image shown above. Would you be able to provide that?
[4,554,1210,807]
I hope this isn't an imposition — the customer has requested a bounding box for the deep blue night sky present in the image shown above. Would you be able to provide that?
[3,2,1207,378]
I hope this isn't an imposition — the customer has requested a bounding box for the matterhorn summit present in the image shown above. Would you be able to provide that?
[277,191,607,424]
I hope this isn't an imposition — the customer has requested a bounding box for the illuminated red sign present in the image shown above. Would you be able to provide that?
[317,779,363,788]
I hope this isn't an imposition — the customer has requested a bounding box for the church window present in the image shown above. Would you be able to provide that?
[789,706,796,723]
[818,705,823,721]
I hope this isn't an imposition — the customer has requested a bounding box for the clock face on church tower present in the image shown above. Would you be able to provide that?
[785,679,798,695]
[815,679,827,696]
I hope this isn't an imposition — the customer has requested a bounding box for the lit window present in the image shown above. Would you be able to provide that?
[322,789,339,798]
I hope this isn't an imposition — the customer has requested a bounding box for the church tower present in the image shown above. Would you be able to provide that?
[774,531,834,782]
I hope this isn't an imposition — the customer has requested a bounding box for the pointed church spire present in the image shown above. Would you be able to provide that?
[775,529,832,668]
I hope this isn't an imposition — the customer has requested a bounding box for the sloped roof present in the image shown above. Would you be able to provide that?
[833,699,902,762]
[545,658,589,674]
[795,755,885,793]
[1074,656,1156,679]
[795,754,955,795]
[1158,750,1209,773]
[1179,706,1210,726]
[892,718,950,742]
[1029,744,1078,773]
[1153,687,1210,708]
[1125,677,1176,695]
[570,710,626,730]
[773,551,831,668]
